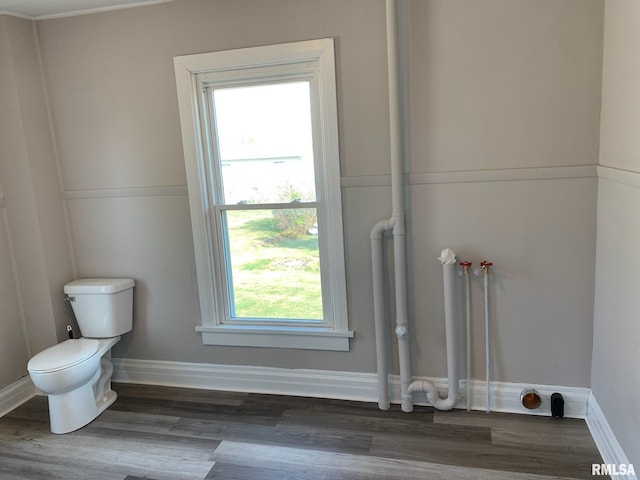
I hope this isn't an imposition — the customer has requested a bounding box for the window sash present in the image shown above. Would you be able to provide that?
[201,78,333,329]
[212,204,329,328]
[199,73,323,203]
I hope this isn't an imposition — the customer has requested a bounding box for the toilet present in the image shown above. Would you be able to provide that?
[27,278,135,434]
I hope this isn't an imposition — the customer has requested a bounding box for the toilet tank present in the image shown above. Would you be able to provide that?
[64,278,135,338]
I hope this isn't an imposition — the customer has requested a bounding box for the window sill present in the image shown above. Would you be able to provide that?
[195,325,354,351]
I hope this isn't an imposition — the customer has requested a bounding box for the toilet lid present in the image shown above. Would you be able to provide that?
[28,338,99,373]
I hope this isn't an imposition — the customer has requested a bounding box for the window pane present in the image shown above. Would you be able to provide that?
[224,208,322,320]
[213,82,317,204]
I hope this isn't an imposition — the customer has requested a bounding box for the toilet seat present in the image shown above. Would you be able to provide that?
[28,338,99,373]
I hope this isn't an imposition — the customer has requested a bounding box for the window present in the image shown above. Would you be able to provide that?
[174,39,352,350]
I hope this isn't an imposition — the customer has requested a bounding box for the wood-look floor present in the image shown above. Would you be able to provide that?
[0,383,602,480]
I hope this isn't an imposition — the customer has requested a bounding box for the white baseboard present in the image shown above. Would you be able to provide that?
[0,376,35,418]
[442,378,589,418]
[586,392,637,480]
[112,358,589,418]
[112,359,377,402]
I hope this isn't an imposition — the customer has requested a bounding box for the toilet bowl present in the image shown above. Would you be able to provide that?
[28,337,121,434]
[27,278,134,434]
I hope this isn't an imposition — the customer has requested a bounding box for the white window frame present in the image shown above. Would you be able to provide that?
[174,39,352,351]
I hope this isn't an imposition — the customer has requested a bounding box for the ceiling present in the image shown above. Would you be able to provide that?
[0,0,171,19]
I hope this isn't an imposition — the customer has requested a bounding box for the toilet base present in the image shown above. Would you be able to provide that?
[47,345,119,434]
[49,385,118,434]
[49,381,95,434]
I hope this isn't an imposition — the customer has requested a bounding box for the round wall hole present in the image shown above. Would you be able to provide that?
[521,389,542,409]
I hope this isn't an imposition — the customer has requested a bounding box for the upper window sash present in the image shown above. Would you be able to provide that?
[197,61,318,89]
[199,81,321,207]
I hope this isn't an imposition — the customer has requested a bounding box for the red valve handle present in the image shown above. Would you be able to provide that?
[480,261,493,267]
[460,261,472,267]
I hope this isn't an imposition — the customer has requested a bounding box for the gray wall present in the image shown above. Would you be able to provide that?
[592,0,640,466]
[34,0,603,387]
[0,15,75,390]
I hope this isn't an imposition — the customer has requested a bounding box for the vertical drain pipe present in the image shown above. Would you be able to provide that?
[371,0,410,412]
[387,0,414,413]
[371,218,393,410]
[389,0,411,413]
[407,249,459,410]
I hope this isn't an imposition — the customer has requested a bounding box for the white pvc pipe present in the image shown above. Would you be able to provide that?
[442,258,460,408]
[387,0,414,414]
[371,219,393,410]
[386,0,414,414]
[371,0,405,412]
[407,254,459,410]
[371,0,460,414]
[394,224,412,413]
[386,0,403,220]
[371,0,404,407]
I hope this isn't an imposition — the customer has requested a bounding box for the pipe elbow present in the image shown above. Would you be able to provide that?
[407,380,421,395]
[433,395,457,411]
[408,380,457,411]
[408,379,436,396]
[370,218,393,239]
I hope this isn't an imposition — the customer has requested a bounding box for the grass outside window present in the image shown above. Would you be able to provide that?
[225,209,323,320]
